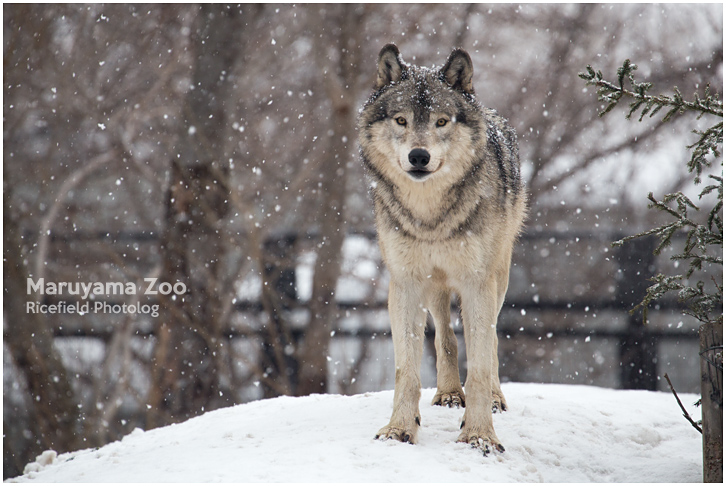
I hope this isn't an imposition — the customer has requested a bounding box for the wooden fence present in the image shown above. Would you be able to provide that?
[39,228,703,394]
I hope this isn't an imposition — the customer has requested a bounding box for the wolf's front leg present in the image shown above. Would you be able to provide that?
[458,279,505,454]
[376,277,426,444]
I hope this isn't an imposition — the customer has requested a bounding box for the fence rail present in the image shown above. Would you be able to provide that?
[38,227,702,392]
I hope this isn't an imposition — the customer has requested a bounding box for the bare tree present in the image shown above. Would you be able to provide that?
[3,181,82,466]
[295,4,366,395]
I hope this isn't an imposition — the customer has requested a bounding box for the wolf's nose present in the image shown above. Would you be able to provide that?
[408,148,430,169]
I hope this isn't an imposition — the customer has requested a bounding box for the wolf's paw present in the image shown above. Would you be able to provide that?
[375,423,418,444]
[432,390,466,408]
[457,428,505,456]
[492,393,508,413]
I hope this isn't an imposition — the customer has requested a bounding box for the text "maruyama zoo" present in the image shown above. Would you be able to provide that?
[27,277,187,299]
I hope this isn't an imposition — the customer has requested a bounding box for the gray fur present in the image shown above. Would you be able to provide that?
[358,44,527,453]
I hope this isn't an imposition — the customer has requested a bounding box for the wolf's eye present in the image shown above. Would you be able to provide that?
[436,118,448,127]
[395,117,407,126]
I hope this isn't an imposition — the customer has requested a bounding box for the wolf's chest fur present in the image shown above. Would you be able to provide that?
[370,164,493,243]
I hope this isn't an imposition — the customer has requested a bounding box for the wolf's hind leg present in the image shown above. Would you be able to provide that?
[491,268,510,413]
[429,288,465,408]
[491,331,507,412]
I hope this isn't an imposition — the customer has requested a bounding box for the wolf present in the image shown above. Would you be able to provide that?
[358,44,526,454]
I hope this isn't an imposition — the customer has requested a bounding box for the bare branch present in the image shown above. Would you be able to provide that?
[34,150,119,281]
[664,373,703,434]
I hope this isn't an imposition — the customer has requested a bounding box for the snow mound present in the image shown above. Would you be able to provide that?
[9,383,702,483]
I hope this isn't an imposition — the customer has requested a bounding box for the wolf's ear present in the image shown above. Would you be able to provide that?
[375,43,406,89]
[441,48,474,94]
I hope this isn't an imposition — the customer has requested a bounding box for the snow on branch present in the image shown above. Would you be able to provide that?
[580,59,723,327]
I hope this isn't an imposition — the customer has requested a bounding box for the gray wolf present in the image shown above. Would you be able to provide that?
[358,44,526,454]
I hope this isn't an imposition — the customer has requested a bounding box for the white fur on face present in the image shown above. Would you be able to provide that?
[377,114,476,183]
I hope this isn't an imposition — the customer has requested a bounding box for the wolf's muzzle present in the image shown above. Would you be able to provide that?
[407,148,431,180]
[408,148,430,169]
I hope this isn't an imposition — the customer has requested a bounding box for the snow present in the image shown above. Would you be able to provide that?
[10,383,702,483]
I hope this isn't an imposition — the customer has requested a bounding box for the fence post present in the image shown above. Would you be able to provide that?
[263,233,298,306]
[259,233,299,397]
[615,235,658,390]
[700,321,723,482]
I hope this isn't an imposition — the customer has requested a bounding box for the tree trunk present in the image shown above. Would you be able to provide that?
[296,104,351,395]
[3,186,82,461]
[148,5,245,426]
[700,321,723,483]
[295,5,363,396]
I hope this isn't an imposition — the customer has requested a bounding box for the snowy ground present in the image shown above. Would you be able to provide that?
[11,383,702,483]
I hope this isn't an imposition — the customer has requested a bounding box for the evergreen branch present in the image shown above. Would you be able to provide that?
[688,122,723,183]
[579,61,723,120]
[631,273,722,325]
[582,59,723,328]
[702,175,723,235]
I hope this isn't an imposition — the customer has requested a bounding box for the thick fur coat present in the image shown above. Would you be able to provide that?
[358,44,526,453]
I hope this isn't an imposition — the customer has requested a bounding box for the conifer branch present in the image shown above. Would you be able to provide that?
[582,59,723,327]
[579,61,723,120]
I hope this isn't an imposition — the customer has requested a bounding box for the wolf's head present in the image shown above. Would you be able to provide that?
[359,44,482,184]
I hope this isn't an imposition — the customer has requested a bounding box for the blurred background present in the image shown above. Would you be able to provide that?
[3,3,722,478]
